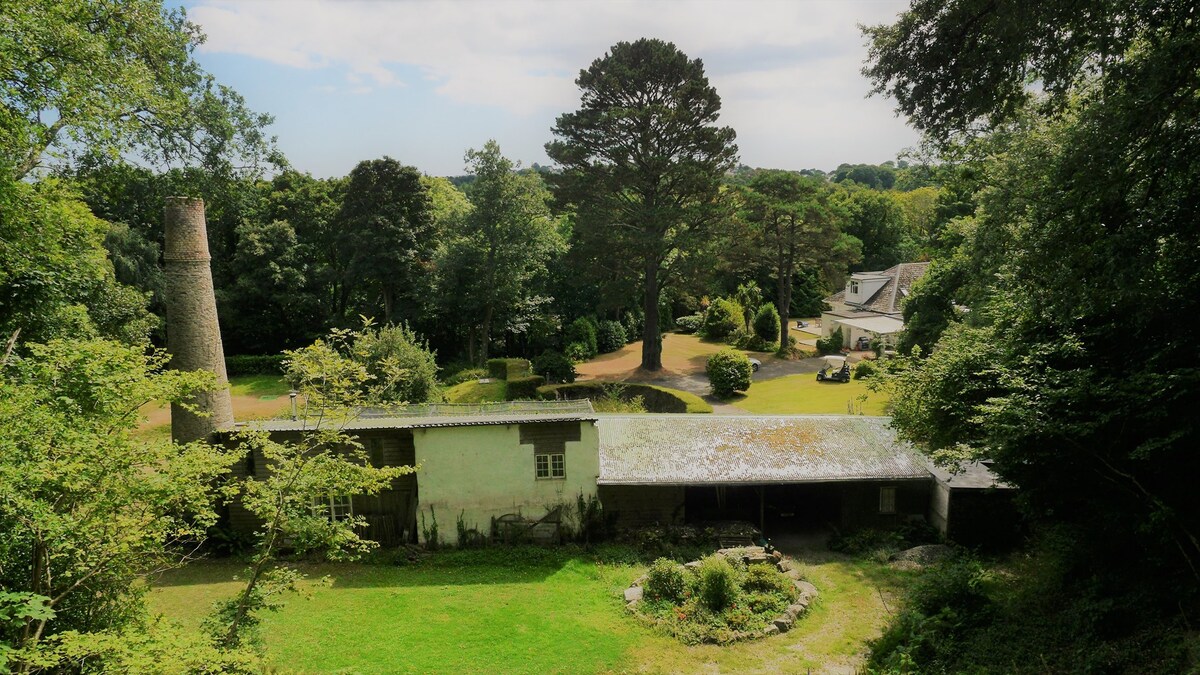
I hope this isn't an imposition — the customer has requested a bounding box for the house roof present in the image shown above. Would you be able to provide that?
[597,415,930,485]
[832,315,906,335]
[925,459,1014,490]
[827,262,930,315]
[248,412,597,432]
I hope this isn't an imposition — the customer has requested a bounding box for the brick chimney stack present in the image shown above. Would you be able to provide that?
[163,196,234,443]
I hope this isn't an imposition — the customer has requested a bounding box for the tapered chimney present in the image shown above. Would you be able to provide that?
[163,197,234,443]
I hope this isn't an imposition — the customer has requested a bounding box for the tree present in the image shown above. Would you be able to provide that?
[221,220,313,355]
[441,141,563,364]
[836,184,913,271]
[0,338,239,670]
[335,158,436,325]
[0,0,276,179]
[214,327,414,648]
[547,38,738,371]
[741,171,850,347]
[865,0,1200,628]
[706,349,752,398]
[353,323,440,404]
[0,178,155,347]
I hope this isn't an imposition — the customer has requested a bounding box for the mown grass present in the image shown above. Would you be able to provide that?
[228,374,291,399]
[148,545,916,674]
[731,375,890,415]
[444,379,508,403]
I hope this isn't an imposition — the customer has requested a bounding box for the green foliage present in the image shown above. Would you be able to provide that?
[695,555,741,612]
[832,163,896,190]
[837,184,916,272]
[504,374,546,400]
[564,317,599,360]
[484,357,531,381]
[442,367,488,387]
[645,559,688,603]
[0,0,276,179]
[589,383,647,413]
[621,310,644,342]
[752,304,780,343]
[335,157,436,326]
[532,350,576,384]
[853,360,877,380]
[547,38,738,371]
[564,342,590,362]
[706,349,752,398]
[674,313,704,334]
[732,281,763,330]
[702,298,743,340]
[0,339,234,669]
[595,320,627,354]
[816,327,844,355]
[742,565,794,598]
[224,354,286,377]
[1,179,155,346]
[486,358,509,380]
[355,323,440,404]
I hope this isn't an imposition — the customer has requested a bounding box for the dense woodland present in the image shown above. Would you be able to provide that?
[2,0,1198,672]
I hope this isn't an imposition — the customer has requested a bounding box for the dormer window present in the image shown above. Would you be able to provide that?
[849,281,860,295]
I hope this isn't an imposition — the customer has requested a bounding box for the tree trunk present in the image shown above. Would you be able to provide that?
[478,303,494,366]
[640,259,662,371]
[381,286,394,324]
[777,250,794,349]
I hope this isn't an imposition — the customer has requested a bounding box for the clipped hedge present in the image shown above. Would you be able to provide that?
[596,320,627,354]
[537,381,712,414]
[486,358,532,380]
[225,354,286,377]
[506,374,546,400]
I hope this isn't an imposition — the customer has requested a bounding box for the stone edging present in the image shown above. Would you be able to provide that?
[623,546,819,639]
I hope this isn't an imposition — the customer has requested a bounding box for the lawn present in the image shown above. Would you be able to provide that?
[136,374,294,439]
[148,545,914,673]
[444,378,508,403]
[730,375,890,416]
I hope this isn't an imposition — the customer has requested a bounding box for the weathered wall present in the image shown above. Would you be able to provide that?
[838,479,931,530]
[413,421,599,546]
[598,485,685,528]
[163,197,234,443]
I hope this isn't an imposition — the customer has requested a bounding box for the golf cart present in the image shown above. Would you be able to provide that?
[816,355,851,383]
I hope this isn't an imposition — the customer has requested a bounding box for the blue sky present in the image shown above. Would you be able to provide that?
[182,0,919,178]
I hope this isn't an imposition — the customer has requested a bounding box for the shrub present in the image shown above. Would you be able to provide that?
[696,554,740,612]
[733,330,774,352]
[353,323,440,403]
[752,303,780,343]
[622,310,643,342]
[816,327,845,355]
[443,367,488,386]
[701,298,743,340]
[564,341,591,362]
[505,374,546,400]
[486,358,530,380]
[706,349,753,398]
[486,358,508,379]
[537,382,713,413]
[674,313,704,334]
[853,360,878,380]
[225,354,286,377]
[564,318,598,359]
[645,558,688,603]
[532,350,576,384]
[596,320,627,354]
[742,564,796,599]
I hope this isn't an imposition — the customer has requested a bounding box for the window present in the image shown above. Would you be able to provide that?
[535,452,565,479]
[312,495,354,522]
[849,281,860,295]
[879,486,897,514]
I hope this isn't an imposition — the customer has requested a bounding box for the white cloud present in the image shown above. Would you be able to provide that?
[188,0,919,171]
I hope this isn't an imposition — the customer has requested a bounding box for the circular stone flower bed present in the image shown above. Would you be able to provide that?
[623,547,818,645]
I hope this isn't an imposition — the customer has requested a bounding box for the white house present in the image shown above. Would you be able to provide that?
[821,262,929,349]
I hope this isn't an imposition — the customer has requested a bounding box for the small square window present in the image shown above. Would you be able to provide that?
[312,495,354,522]
[850,281,860,295]
[879,487,897,514]
[536,453,565,479]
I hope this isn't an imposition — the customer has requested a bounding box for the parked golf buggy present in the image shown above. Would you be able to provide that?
[816,355,851,383]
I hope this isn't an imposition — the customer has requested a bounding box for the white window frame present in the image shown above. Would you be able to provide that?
[879,486,897,514]
[535,452,565,479]
[312,495,354,522]
[849,281,860,295]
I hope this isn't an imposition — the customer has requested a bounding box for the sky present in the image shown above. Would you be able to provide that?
[182,0,920,179]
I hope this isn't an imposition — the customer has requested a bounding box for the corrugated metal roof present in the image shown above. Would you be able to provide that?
[247,412,596,433]
[597,415,930,485]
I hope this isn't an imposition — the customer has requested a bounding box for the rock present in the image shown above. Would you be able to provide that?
[624,586,643,603]
[745,554,770,565]
[776,559,793,573]
[762,624,780,637]
[773,616,794,632]
[795,580,818,599]
[785,568,802,580]
[786,603,805,619]
[793,596,809,609]
[771,550,783,561]
[632,575,648,587]
[892,544,954,566]
[685,561,702,570]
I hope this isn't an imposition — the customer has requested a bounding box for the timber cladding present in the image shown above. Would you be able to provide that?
[597,485,685,527]
[518,421,582,453]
